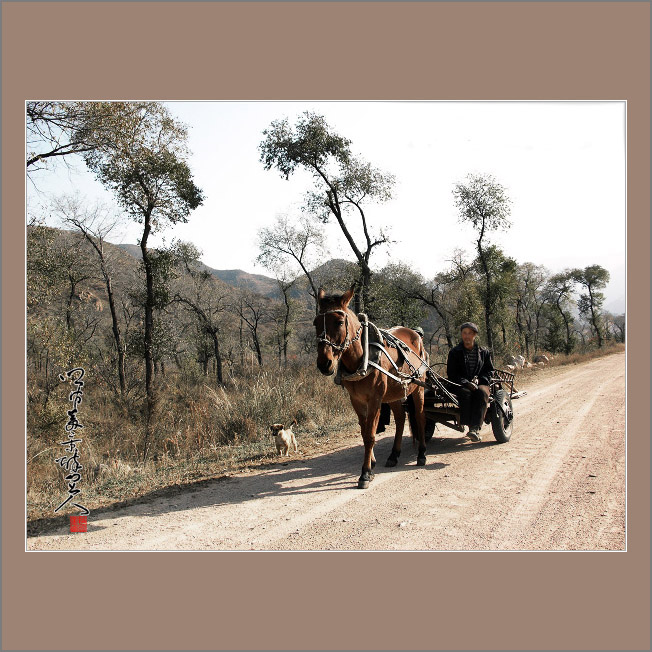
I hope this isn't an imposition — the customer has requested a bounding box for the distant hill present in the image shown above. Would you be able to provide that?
[115,242,142,260]
[117,243,282,298]
[202,258,359,300]
[206,268,279,298]
[116,242,359,298]
[115,242,362,304]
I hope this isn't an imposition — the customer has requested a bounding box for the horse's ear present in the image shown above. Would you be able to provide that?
[317,287,326,303]
[341,284,356,308]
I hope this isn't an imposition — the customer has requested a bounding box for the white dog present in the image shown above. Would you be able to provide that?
[269,419,298,456]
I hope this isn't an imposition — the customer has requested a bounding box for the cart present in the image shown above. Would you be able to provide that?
[421,366,520,443]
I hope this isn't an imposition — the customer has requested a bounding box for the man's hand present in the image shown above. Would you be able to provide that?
[464,380,478,391]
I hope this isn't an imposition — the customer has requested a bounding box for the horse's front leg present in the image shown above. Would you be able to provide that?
[412,386,428,466]
[385,401,406,467]
[353,396,382,489]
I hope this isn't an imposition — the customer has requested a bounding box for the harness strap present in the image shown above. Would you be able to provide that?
[316,309,362,352]
[325,314,459,403]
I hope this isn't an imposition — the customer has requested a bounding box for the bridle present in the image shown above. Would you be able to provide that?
[316,309,363,353]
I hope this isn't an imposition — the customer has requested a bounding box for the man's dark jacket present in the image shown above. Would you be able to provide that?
[446,342,495,387]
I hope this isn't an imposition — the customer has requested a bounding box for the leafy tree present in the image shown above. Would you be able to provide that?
[474,245,517,352]
[27,102,149,179]
[571,265,610,347]
[370,262,427,327]
[612,313,626,343]
[542,306,567,354]
[259,112,394,312]
[311,259,360,299]
[406,250,482,349]
[27,222,67,310]
[544,271,576,354]
[82,101,204,460]
[453,173,512,351]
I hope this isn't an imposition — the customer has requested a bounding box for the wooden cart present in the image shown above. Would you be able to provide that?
[422,367,519,443]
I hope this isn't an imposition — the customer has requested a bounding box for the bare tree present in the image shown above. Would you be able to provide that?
[515,262,548,357]
[54,195,128,396]
[232,290,269,367]
[256,213,326,314]
[171,241,230,385]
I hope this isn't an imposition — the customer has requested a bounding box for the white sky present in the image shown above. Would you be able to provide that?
[27,101,626,311]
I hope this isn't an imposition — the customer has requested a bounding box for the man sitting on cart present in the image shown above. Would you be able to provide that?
[446,322,494,442]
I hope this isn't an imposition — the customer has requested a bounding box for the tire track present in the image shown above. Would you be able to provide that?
[27,353,626,551]
[487,369,624,549]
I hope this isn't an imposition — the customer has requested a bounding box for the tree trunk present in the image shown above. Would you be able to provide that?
[587,286,603,347]
[210,330,224,384]
[556,296,573,355]
[252,331,263,366]
[515,300,525,352]
[81,231,127,398]
[103,273,126,397]
[359,263,371,316]
[282,288,291,365]
[140,208,155,462]
[477,239,494,351]
[239,318,245,367]
[66,278,76,331]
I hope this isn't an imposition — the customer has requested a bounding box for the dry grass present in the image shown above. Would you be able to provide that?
[511,343,625,382]
[26,363,358,529]
[26,345,625,532]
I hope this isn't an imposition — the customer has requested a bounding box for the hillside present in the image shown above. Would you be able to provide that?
[116,241,359,303]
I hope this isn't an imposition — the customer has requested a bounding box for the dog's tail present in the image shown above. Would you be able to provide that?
[289,418,298,429]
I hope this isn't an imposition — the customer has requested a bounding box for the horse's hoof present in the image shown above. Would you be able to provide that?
[417,456,427,466]
[357,479,370,489]
[385,458,397,468]
[357,471,374,488]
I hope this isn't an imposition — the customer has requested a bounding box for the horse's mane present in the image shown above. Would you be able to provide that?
[318,292,352,312]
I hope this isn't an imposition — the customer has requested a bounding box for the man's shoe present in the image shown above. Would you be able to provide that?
[467,428,482,442]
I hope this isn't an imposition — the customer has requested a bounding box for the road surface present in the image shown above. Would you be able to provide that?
[28,352,626,551]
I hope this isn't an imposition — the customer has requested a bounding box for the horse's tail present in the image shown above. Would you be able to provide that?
[405,393,418,447]
[405,334,427,447]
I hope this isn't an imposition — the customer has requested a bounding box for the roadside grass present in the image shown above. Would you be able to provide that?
[26,364,359,529]
[512,342,625,384]
[544,342,625,367]
[26,344,624,531]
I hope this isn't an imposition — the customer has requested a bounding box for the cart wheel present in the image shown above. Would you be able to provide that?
[425,418,436,443]
[491,389,513,443]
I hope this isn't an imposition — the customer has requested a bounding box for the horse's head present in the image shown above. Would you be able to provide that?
[313,285,360,376]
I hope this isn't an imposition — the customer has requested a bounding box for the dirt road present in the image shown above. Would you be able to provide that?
[28,352,626,551]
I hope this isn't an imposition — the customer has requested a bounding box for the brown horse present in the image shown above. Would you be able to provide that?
[314,286,428,488]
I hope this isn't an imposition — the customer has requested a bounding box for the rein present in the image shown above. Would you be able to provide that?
[316,309,363,353]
